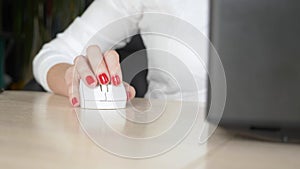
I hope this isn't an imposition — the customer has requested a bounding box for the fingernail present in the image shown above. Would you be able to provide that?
[98,73,109,84]
[86,76,95,85]
[72,97,78,106]
[111,75,121,86]
[127,91,131,101]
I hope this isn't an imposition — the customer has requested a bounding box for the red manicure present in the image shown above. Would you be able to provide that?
[72,97,78,106]
[86,76,95,85]
[98,73,109,84]
[111,75,121,86]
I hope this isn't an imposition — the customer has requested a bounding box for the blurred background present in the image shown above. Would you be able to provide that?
[0,0,93,90]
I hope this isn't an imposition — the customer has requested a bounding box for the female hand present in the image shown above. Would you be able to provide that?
[64,45,136,107]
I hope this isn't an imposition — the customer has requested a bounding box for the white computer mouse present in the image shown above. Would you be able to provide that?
[79,80,127,109]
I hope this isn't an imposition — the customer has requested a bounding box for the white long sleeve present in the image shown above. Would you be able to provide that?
[33,0,209,102]
[33,0,142,92]
[140,0,209,102]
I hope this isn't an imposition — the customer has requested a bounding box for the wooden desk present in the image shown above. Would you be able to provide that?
[0,91,299,169]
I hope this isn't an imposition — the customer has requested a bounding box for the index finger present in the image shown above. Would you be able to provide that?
[86,45,110,85]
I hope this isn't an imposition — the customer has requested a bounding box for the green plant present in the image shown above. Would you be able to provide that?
[8,0,86,89]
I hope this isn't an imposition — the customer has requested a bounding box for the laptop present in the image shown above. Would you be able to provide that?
[207,0,300,143]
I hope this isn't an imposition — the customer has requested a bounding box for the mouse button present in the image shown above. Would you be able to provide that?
[92,86,106,100]
[80,81,106,100]
[106,84,127,101]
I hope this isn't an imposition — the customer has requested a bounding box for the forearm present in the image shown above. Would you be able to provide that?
[47,63,72,97]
